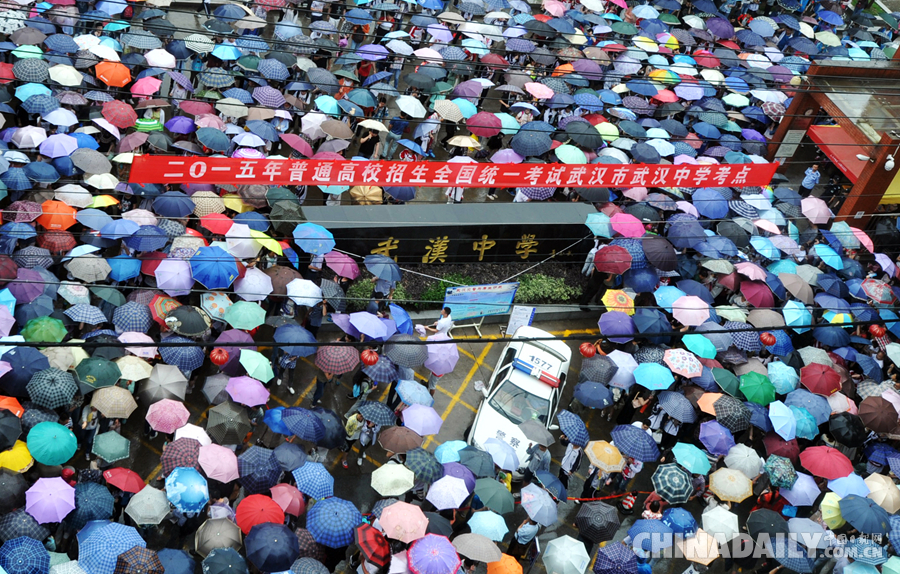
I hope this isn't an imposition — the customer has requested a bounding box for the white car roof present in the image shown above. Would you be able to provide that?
[505,368,556,400]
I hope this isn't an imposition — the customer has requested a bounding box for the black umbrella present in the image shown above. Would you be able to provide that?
[565,122,604,148]
[458,446,495,478]
[829,412,867,447]
[579,355,618,384]
[384,334,428,368]
[267,52,296,67]
[89,334,126,360]
[168,306,212,337]
[203,548,249,574]
[575,501,620,543]
[208,401,252,445]
[246,523,300,572]
[404,73,436,89]
[642,237,677,271]
[424,512,453,536]
[0,469,26,514]
[0,508,50,543]
[319,280,346,312]
[572,188,610,203]
[0,410,21,451]
[311,407,344,449]
[274,441,307,472]
[524,19,556,35]
[747,509,788,539]
[717,221,751,248]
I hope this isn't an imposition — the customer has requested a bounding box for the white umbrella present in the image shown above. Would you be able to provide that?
[122,209,158,226]
[225,223,262,259]
[175,423,212,446]
[43,108,78,127]
[724,444,763,477]
[482,437,518,470]
[396,95,427,118]
[386,39,413,55]
[788,518,828,549]
[144,48,176,68]
[301,112,328,140]
[88,44,120,61]
[234,268,273,302]
[371,464,415,497]
[115,356,153,381]
[84,173,119,190]
[607,349,638,389]
[54,184,93,208]
[11,126,46,148]
[286,278,323,307]
[701,506,739,542]
[543,536,590,574]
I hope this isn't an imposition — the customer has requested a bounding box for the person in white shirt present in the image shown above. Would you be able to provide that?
[426,307,453,336]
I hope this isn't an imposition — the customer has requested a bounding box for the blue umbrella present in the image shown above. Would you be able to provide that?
[434,440,467,464]
[654,286,686,312]
[622,268,659,293]
[847,538,887,565]
[633,363,674,390]
[107,256,141,282]
[864,442,898,465]
[23,163,58,184]
[828,473,869,498]
[237,446,281,495]
[598,311,635,344]
[153,192,194,218]
[77,209,114,231]
[556,410,589,447]
[632,309,672,345]
[389,304,414,335]
[767,361,799,394]
[292,462,334,500]
[745,401,774,432]
[2,347,49,397]
[839,495,891,535]
[762,330,794,356]
[273,324,317,357]
[785,389,830,425]
[78,522,145,574]
[467,511,508,541]
[190,246,239,289]
[0,537,49,574]
[233,211,269,232]
[282,407,325,442]
[535,470,567,501]
[397,380,434,407]
[610,424,659,462]
[165,467,209,513]
[574,382,613,409]
[273,441,307,471]
[203,548,248,574]
[99,219,140,240]
[0,169,30,191]
[123,225,167,252]
[159,336,204,373]
[661,507,697,537]
[306,497,362,548]
[789,406,817,441]
[293,223,335,255]
[627,520,673,552]
[771,538,814,573]
[813,326,850,347]
[246,523,300,572]
[112,301,153,333]
[263,407,292,436]
[158,550,195,574]
[594,543,636,574]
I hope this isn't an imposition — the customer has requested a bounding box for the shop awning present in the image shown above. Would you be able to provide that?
[807,124,868,184]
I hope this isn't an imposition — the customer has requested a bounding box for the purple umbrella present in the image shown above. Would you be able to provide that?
[572,58,603,80]
[10,268,43,303]
[706,17,735,39]
[408,535,460,574]
[424,334,459,376]
[25,476,75,523]
[425,476,470,510]
[155,259,194,296]
[426,24,453,43]
[614,55,642,75]
[330,313,361,338]
[699,420,735,455]
[358,44,389,61]
[780,472,820,506]
[441,462,475,491]
[741,128,766,142]
[598,311,635,344]
[165,116,196,134]
[215,329,255,376]
[674,84,704,100]
[491,149,524,164]
[452,80,483,99]
[349,311,388,339]
[225,375,270,407]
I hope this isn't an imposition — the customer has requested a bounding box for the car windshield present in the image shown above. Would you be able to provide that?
[488,379,550,425]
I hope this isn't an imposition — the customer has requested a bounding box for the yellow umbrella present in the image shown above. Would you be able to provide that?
[563,30,587,45]
[68,339,90,368]
[585,441,624,472]
[249,230,283,255]
[676,529,719,565]
[633,36,659,52]
[708,468,753,502]
[865,473,900,513]
[601,289,635,315]
[815,31,840,46]
[447,135,481,149]
[91,194,119,207]
[649,69,680,85]
[0,440,33,472]
[222,194,253,213]
[596,123,619,142]
[350,186,383,205]
[821,492,845,529]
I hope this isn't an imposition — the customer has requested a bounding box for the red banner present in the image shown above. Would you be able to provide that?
[128,156,779,188]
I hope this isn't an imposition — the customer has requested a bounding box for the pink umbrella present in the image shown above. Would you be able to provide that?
[271,483,306,516]
[146,399,190,433]
[663,349,703,378]
[380,501,429,543]
[196,114,226,130]
[524,82,555,99]
[800,197,833,225]
[622,187,649,201]
[122,209,158,226]
[131,77,162,97]
[118,332,158,358]
[0,305,14,336]
[199,443,240,482]
[543,0,566,15]
[225,375,270,407]
[676,201,699,218]
[491,150,523,164]
[26,477,75,523]
[741,280,775,309]
[324,251,360,279]
[610,213,646,238]
[881,389,900,416]
[424,333,459,376]
[851,228,874,253]
[828,392,857,415]
[734,262,767,281]
[672,295,710,326]
[753,219,781,235]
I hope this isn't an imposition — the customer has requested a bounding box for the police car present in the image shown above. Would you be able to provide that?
[467,326,572,474]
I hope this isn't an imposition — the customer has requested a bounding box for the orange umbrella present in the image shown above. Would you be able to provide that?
[487,555,522,574]
[697,392,724,416]
[0,396,23,417]
[37,200,77,230]
[552,63,574,77]
[95,61,131,87]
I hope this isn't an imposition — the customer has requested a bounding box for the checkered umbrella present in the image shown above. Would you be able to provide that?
[315,345,359,375]
[21,94,57,115]
[0,537,49,574]
[579,355,618,385]
[362,356,398,384]
[651,463,693,504]
[199,70,235,89]
[574,501,619,543]
[713,394,752,433]
[13,58,49,83]
[772,538,815,574]
[253,86,286,108]
[384,334,428,368]
[114,547,163,574]
[518,187,555,201]
[658,391,697,423]
[0,509,49,543]
[80,523,146,574]
[292,557,328,574]
[237,446,282,495]
[294,529,326,562]
[258,59,289,80]
[556,410,588,447]
[160,438,202,475]
[723,321,762,353]
[207,401,251,445]
[12,247,52,269]
[281,408,325,442]
[610,424,660,462]
[292,461,334,500]
[101,101,138,129]
[64,304,107,325]
[306,497,362,548]
[159,336,204,372]
[66,482,115,530]
[593,540,636,574]
[121,31,161,49]
[358,401,397,427]
[26,368,77,409]
[405,447,443,484]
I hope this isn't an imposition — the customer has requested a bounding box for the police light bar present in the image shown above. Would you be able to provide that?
[512,358,560,387]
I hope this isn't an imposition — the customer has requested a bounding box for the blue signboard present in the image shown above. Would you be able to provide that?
[442,283,519,321]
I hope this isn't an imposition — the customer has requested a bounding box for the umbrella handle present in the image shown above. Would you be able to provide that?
[532,475,561,503]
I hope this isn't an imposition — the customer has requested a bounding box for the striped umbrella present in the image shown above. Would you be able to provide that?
[651,463,693,504]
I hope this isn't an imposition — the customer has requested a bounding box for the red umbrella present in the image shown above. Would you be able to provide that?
[200,214,233,236]
[103,468,145,493]
[315,345,360,375]
[101,100,138,128]
[800,363,841,396]
[466,112,502,137]
[0,63,13,84]
[354,524,390,567]
[236,494,285,535]
[692,50,720,68]
[140,252,167,276]
[480,53,509,68]
[37,230,76,253]
[740,280,774,308]
[0,255,17,285]
[799,446,853,480]
[593,245,632,274]
[763,432,799,462]
[717,272,740,291]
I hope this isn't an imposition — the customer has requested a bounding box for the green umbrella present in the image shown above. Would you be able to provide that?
[474,478,515,514]
[712,367,741,397]
[555,144,586,164]
[740,372,776,406]
[75,357,122,389]
[701,259,734,275]
[611,21,637,35]
[722,93,750,107]
[26,421,77,465]
[433,81,454,93]
[236,55,259,71]
[266,187,295,206]
[682,334,717,359]
[21,317,67,343]
[223,301,265,330]
[238,350,274,383]
[90,286,126,307]
[658,13,680,24]
[92,431,131,462]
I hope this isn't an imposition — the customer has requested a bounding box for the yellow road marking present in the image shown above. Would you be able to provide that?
[145,463,162,484]
[434,385,476,412]
[423,342,492,449]
[270,395,289,407]
[140,440,162,455]
[329,444,383,470]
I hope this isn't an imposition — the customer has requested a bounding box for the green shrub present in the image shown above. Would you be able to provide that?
[514,273,582,304]
[419,273,476,309]
[345,280,410,312]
